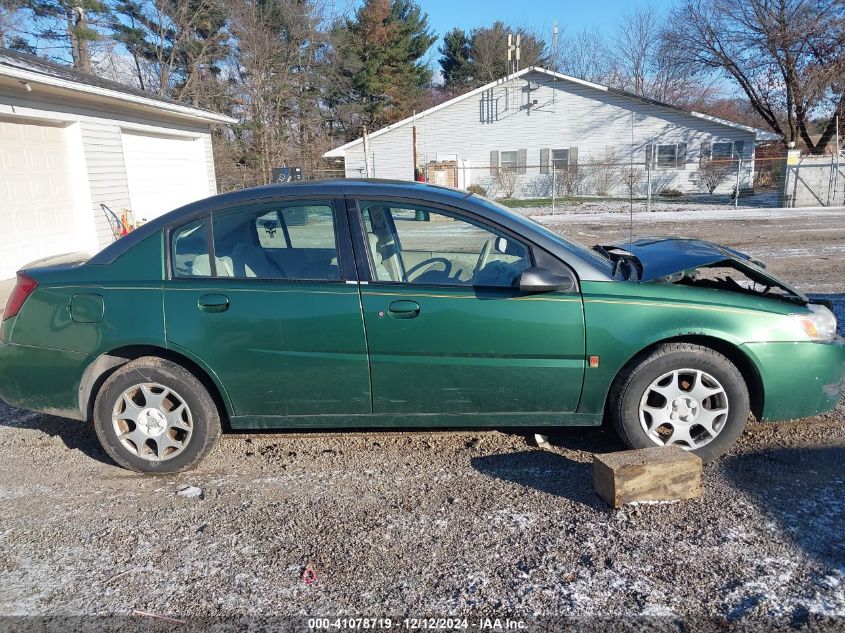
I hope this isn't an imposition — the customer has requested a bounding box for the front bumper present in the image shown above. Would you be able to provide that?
[741,338,845,421]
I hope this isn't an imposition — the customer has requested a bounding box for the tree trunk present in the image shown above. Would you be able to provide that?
[800,95,844,156]
[67,5,91,73]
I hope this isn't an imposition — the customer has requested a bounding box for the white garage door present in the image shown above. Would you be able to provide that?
[121,131,210,222]
[0,119,77,280]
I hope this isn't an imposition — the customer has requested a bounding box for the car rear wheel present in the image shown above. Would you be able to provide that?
[94,357,221,473]
[608,343,750,463]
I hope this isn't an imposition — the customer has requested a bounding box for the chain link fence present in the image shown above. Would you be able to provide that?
[301,155,845,211]
[413,156,842,211]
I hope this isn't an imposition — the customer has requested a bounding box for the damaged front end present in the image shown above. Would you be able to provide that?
[595,237,809,306]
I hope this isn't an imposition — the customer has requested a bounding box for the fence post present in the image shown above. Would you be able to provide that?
[646,160,652,213]
[734,157,741,208]
[551,160,556,213]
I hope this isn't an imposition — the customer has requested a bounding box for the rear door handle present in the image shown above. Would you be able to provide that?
[198,293,229,313]
[387,300,420,319]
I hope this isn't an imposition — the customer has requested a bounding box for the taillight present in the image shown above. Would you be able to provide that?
[2,272,38,320]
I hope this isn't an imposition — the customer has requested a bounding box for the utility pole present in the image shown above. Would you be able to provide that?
[362,126,372,178]
[412,111,419,181]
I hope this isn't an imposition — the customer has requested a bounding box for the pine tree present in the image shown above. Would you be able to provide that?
[439,28,472,92]
[438,21,549,92]
[107,0,229,106]
[19,0,110,71]
[329,0,435,134]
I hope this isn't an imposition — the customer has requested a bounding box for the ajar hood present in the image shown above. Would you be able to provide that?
[601,237,807,302]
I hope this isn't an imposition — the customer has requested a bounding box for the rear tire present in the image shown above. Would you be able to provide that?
[93,357,221,473]
[608,343,749,463]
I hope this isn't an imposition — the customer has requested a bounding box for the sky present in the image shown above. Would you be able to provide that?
[406,0,678,68]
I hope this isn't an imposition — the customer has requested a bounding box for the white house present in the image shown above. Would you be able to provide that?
[324,67,779,199]
[0,48,236,280]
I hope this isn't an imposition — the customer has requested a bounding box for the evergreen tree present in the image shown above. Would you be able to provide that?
[19,0,110,71]
[439,27,472,91]
[329,0,435,135]
[107,0,229,106]
[438,21,549,92]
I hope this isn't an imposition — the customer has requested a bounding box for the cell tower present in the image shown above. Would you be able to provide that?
[507,33,521,75]
[507,33,521,110]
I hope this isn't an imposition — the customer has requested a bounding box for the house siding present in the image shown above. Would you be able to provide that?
[80,121,131,246]
[341,71,756,197]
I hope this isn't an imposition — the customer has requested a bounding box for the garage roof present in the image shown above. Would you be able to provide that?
[0,48,236,125]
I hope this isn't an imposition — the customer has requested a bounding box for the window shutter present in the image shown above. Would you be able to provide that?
[734,140,745,160]
[645,144,653,168]
[540,148,550,174]
[700,140,711,166]
[677,143,687,169]
[569,147,579,166]
[490,150,499,175]
[517,148,527,175]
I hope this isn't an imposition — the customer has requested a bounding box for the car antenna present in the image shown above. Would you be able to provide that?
[629,110,634,251]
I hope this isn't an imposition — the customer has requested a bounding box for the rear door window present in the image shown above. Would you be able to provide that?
[172,218,212,277]
[212,202,341,281]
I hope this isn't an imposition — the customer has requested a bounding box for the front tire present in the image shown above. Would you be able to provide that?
[608,343,749,463]
[94,357,221,473]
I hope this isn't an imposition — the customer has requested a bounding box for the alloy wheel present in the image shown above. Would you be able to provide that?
[111,383,194,461]
[638,368,729,449]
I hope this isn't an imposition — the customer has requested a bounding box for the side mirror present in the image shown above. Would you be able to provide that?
[495,236,522,256]
[516,267,574,293]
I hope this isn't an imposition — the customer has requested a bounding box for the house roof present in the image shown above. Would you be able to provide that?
[323,66,780,157]
[0,48,237,125]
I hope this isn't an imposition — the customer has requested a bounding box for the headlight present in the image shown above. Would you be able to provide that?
[789,304,838,341]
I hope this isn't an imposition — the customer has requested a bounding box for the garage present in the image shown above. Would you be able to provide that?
[0,48,235,282]
[121,131,212,222]
[0,119,78,280]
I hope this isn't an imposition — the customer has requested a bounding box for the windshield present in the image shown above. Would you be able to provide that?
[470,194,616,274]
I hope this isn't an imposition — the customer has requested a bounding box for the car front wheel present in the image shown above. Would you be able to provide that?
[94,357,221,473]
[608,343,750,463]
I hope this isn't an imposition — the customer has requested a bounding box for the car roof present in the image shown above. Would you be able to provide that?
[88,179,614,280]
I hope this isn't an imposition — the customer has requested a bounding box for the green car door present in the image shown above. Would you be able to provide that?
[163,198,371,424]
[350,198,586,420]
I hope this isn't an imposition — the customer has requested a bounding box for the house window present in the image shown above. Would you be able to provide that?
[500,150,519,171]
[656,145,678,168]
[551,149,570,168]
[647,143,687,169]
[712,142,733,161]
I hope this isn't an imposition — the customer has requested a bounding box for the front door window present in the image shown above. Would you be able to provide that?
[359,201,531,288]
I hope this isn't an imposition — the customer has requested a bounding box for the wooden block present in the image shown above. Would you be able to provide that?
[593,446,702,508]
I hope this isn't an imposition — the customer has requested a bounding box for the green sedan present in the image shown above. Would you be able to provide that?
[0,181,842,473]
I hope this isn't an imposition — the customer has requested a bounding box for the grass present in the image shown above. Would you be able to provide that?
[497,197,581,208]
[497,196,635,208]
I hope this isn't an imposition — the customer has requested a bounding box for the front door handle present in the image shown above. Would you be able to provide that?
[198,293,229,313]
[387,300,420,319]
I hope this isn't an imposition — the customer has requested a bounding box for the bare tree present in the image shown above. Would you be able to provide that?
[611,6,714,106]
[621,166,645,199]
[554,164,587,197]
[226,0,333,186]
[589,148,620,196]
[666,0,845,153]
[555,26,611,83]
[493,167,519,199]
[697,159,733,194]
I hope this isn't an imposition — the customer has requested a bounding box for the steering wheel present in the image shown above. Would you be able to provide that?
[473,239,493,275]
[405,257,453,282]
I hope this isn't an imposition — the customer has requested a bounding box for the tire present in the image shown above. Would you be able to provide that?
[608,343,749,463]
[93,357,221,473]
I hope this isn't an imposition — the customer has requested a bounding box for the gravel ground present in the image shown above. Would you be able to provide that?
[0,207,843,630]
